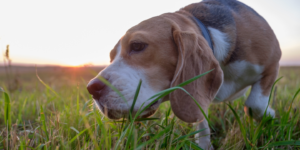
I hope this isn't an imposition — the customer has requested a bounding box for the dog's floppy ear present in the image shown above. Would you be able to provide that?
[170,29,223,123]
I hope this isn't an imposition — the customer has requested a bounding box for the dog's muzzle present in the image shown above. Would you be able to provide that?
[87,78,120,119]
[87,77,159,120]
[87,78,106,100]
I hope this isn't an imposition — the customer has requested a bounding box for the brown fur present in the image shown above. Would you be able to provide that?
[106,0,281,123]
[170,26,223,123]
[181,0,281,97]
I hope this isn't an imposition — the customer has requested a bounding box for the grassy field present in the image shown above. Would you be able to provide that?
[0,66,299,149]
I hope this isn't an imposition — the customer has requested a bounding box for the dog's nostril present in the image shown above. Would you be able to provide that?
[87,78,106,97]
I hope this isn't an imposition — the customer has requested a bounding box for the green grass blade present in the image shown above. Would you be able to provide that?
[165,107,172,126]
[175,140,187,150]
[125,80,143,149]
[147,87,184,102]
[137,77,211,120]
[68,128,89,144]
[1,88,11,131]
[263,77,282,118]
[130,80,142,120]
[82,99,91,111]
[252,116,273,143]
[124,129,133,150]
[172,128,206,144]
[135,124,172,150]
[40,106,49,141]
[18,97,28,124]
[263,140,300,148]
[135,87,182,120]
[97,75,128,105]
[36,68,60,98]
[227,103,250,148]
[34,143,46,149]
[184,141,204,150]
[177,69,214,87]
[290,88,300,104]
[136,87,214,131]
[19,140,25,150]
[114,125,130,150]
[177,87,215,131]
[77,84,80,114]
[70,127,80,134]
[134,118,160,121]
[147,69,213,101]
[285,88,300,123]
[137,70,214,128]
[249,108,254,141]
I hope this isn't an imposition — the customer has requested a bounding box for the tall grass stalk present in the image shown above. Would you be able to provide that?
[1,88,11,131]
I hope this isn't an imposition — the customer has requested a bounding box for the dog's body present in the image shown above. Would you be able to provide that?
[87,0,281,149]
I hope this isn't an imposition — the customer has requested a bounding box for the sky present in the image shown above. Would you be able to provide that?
[0,0,299,66]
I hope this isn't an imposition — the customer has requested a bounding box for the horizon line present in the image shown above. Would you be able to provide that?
[1,61,300,67]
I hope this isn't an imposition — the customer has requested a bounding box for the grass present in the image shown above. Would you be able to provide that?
[0,66,300,149]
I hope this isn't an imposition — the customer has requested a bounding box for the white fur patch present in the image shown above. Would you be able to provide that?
[244,82,275,119]
[95,43,159,118]
[195,119,213,149]
[214,60,264,102]
[208,27,230,62]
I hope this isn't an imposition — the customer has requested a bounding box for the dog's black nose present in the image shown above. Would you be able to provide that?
[87,78,106,99]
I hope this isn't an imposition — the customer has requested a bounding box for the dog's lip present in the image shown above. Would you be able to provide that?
[91,91,103,100]
[95,101,123,120]
[139,109,157,118]
[93,99,160,119]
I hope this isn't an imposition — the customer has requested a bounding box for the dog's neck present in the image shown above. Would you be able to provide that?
[192,16,214,54]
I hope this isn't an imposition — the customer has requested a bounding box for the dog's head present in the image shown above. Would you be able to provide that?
[87,13,223,123]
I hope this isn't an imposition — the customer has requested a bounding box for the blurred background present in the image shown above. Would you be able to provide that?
[1,2,299,149]
[0,0,299,67]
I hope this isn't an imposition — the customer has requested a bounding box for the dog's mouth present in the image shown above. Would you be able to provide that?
[95,101,120,119]
[94,99,160,120]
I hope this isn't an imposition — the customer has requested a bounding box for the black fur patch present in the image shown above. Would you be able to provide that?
[182,0,236,31]
[182,0,267,64]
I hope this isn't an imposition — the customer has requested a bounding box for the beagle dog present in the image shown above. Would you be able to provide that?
[87,0,281,149]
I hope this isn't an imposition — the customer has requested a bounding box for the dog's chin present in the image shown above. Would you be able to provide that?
[139,109,158,118]
[94,100,160,120]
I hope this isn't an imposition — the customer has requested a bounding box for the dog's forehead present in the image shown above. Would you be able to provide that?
[109,14,180,67]
[125,16,173,38]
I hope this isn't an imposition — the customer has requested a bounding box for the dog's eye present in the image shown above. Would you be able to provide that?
[130,43,147,52]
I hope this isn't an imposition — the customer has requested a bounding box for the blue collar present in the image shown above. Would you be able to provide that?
[193,16,214,53]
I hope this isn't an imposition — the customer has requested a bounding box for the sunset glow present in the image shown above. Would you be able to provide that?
[0,0,299,66]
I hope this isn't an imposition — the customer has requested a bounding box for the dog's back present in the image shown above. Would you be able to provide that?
[181,0,281,66]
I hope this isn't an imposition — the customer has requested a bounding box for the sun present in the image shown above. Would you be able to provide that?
[59,58,92,67]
